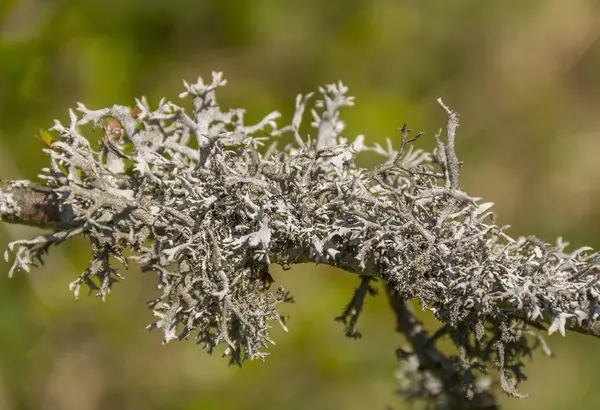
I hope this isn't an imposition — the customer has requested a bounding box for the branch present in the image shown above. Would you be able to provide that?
[387,286,499,409]
[3,179,599,343]
[0,180,75,229]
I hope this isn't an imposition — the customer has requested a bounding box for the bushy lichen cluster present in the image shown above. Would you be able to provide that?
[5,72,600,405]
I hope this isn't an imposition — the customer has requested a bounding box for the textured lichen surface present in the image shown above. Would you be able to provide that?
[4,72,600,404]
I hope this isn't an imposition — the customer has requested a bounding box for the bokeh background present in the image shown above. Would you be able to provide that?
[1,0,600,409]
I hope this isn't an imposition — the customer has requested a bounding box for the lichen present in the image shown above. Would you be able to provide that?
[4,72,600,404]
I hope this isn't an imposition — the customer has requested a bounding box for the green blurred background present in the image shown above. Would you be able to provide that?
[1,0,600,409]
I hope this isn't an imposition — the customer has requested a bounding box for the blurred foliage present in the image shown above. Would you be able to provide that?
[1,0,600,409]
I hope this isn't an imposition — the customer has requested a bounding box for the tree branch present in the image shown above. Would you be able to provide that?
[3,179,600,342]
[0,180,74,229]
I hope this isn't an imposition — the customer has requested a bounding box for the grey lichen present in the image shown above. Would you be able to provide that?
[4,71,600,406]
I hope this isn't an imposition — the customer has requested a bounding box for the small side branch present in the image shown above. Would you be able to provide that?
[386,284,499,409]
[335,276,377,338]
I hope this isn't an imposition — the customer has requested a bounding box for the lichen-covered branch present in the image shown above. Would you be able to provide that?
[2,72,600,407]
